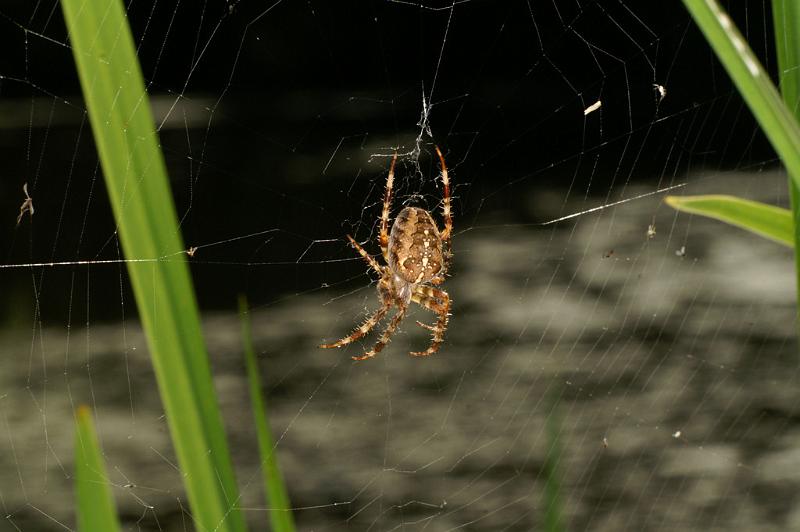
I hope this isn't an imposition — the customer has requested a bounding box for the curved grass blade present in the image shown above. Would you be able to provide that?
[60,0,246,530]
[75,406,121,532]
[682,0,800,193]
[239,297,297,532]
[665,195,794,247]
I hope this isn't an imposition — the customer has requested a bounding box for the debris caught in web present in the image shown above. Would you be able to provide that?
[16,183,34,226]
[584,100,602,115]
[653,83,667,102]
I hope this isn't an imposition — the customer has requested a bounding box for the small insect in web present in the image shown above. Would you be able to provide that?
[319,146,453,361]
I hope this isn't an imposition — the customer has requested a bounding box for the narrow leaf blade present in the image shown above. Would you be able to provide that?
[665,194,794,247]
[771,0,800,304]
[60,0,246,529]
[682,0,800,193]
[772,0,800,116]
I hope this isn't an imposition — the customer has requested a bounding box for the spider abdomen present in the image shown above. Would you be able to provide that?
[388,206,443,284]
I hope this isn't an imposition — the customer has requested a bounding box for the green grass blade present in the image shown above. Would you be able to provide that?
[239,297,297,532]
[665,194,794,247]
[772,0,800,115]
[682,0,800,193]
[60,1,246,530]
[75,406,122,532]
[772,0,800,306]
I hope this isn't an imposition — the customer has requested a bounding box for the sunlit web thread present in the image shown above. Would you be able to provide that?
[0,183,686,271]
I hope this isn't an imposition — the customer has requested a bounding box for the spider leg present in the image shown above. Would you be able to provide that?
[319,301,391,350]
[412,285,446,328]
[434,146,452,245]
[427,275,446,286]
[346,235,382,274]
[379,154,397,263]
[410,285,450,357]
[414,284,446,302]
[352,305,407,361]
[415,320,437,331]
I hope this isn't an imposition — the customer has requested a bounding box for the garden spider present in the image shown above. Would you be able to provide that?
[319,147,452,361]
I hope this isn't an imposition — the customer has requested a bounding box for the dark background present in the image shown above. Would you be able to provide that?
[0,1,775,319]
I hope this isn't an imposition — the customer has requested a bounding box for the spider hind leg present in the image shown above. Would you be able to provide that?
[352,306,407,361]
[410,285,450,357]
[318,302,390,350]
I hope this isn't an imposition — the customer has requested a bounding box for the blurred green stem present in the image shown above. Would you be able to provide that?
[75,406,122,532]
[544,393,565,532]
[239,296,297,532]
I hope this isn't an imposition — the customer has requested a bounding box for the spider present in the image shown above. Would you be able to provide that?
[320,146,452,361]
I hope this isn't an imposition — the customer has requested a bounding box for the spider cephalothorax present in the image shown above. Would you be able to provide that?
[320,147,452,361]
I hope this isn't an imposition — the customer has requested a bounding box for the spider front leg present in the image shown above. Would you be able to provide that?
[345,235,382,274]
[410,285,450,357]
[434,146,452,247]
[379,154,398,263]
